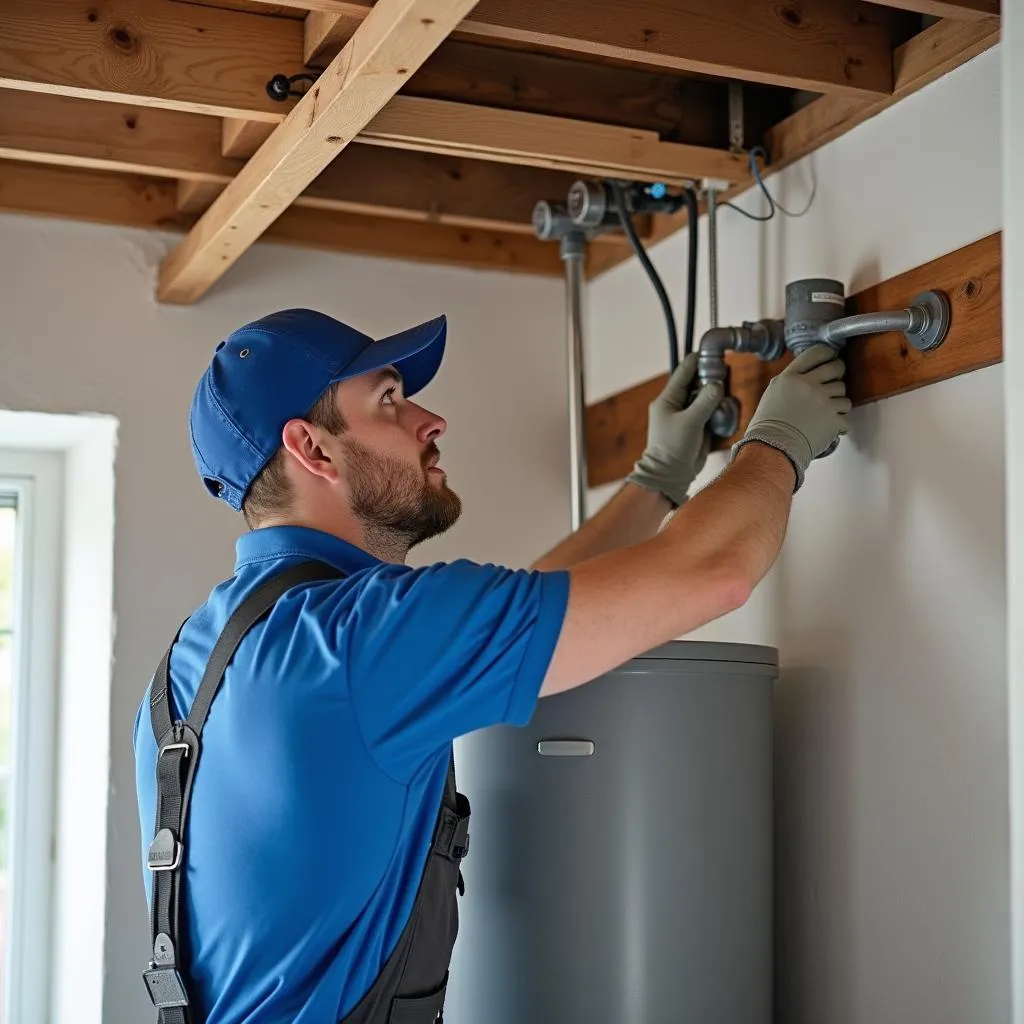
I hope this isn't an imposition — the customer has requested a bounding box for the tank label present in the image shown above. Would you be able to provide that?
[811,291,845,306]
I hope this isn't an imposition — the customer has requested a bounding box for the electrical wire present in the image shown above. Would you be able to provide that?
[607,180,680,371]
[723,146,817,222]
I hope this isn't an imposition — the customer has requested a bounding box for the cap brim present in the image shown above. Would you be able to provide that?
[333,315,447,397]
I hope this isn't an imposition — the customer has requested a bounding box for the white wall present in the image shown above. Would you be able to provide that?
[588,45,1008,1024]
[0,216,570,1023]
[1002,4,1024,1020]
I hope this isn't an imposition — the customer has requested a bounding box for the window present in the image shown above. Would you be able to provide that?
[0,451,62,1024]
[0,499,14,1019]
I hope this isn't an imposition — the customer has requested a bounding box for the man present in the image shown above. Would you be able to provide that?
[134,308,849,1024]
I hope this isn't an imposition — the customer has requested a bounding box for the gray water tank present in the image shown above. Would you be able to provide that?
[447,640,778,1024]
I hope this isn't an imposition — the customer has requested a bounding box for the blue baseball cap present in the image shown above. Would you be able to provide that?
[189,308,447,510]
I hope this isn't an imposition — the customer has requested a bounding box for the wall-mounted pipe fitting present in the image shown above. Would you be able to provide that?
[698,319,785,438]
[784,278,951,356]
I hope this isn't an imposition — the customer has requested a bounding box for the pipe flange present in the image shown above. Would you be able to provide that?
[906,290,951,352]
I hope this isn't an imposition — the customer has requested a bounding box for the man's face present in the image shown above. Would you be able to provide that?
[330,366,462,548]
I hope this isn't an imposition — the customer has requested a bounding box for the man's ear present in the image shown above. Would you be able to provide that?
[280,419,341,484]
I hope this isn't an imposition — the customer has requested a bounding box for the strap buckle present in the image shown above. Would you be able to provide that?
[433,806,470,861]
[160,741,191,759]
[143,966,189,1008]
[148,827,182,872]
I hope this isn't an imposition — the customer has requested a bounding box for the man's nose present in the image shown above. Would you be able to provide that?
[412,403,447,442]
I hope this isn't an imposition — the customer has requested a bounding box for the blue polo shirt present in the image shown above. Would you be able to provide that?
[134,526,569,1023]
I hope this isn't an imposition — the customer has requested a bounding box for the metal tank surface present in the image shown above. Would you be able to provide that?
[445,640,778,1024]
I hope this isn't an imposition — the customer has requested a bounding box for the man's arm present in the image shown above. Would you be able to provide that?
[540,344,851,697]
[531,353,724,571]
[530,482,671,571]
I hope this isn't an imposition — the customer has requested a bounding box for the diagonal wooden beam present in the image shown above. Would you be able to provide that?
[157,0,480,303]
[584,232,1002,487]
[0,160,565,276]
[0,91,598,234]
[297,0,901,96]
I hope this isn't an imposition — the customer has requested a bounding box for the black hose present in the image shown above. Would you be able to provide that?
[681,186,699,358]
[607,180,679,372]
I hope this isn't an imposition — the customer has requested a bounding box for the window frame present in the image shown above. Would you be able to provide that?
[0,449,63,1024]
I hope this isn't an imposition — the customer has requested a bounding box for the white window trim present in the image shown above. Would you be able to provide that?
[1,449,63,1024]
[0,410,117,1024]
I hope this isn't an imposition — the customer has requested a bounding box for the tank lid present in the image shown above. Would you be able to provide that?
[630,640,778,667]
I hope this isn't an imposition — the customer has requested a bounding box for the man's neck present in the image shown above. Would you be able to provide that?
[258,510,410,565]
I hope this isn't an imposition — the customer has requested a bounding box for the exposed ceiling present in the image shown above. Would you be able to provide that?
[0,0,1000,302]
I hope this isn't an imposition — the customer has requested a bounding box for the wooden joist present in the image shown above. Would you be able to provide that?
[0,91,613,235]
[0,160,565,276]
[294,0,903,96]
[586,17,1001,280]
[359,97,747,185]
[583,232,1002,488]
[862,0,997,18]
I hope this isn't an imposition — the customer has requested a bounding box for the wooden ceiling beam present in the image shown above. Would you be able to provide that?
[0,0,787,150]
[0,92,602,234]
[359,96,747,185]
[157,0,480,303]
[863,0,997,19]
[296,0,901,96]
[586,16,1000,280]
[0,160,565,276]
[0,0,303,121]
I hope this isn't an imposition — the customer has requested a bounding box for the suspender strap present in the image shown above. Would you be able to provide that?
[143,560,345,1022]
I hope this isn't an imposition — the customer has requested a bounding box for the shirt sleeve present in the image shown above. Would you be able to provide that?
[338,559,570,784]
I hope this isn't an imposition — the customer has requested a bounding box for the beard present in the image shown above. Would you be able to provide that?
[341,436,462,551]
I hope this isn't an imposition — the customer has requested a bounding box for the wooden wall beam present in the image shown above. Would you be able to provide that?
[0,160,565,276]
[156,0,480,303]
[583,232,1002,488]
[0,92,614,235]
[298,0,902,96]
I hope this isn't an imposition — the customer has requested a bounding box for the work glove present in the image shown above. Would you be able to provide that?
[626,352,725,508]
[731,344,851,491]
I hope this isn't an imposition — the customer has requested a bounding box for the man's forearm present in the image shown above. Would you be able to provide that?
[530,482,672,571]
[656,441,795,588]
[539,441,797,697]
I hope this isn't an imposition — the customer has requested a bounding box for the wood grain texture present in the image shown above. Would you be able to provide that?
[587,17,1000,281]
[0,91,621,235]
[765,17,1001,169]
[0,159,564,274]
[584,232,1002,487]
[157,0,481,303]
[360,95,747,184]
[221,118,275,158]
[864,0,997,18]
[295,0,901,95]
[0,90,236,178]
[0,0,305,120]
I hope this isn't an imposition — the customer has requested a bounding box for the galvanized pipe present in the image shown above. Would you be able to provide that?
[707,188,719,329]
[562,233,588,531]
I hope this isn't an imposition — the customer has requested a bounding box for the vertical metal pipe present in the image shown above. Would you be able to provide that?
[562,233,588,531]
[707,187,719,329]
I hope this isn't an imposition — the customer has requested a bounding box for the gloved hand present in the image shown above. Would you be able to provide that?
[626,352,725,507]
[731,344,851,491]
